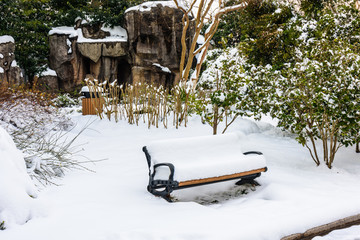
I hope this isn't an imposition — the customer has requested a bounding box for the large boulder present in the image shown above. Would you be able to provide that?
[48,1,194,91]
[0,35,24,85]
[49,25,130,90]
[48,27,86,91]
[125,1,194,86]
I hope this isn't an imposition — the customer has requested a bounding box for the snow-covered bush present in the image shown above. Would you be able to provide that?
[195,3,360,168]
[0,125,38,229]
[53,93,79,108]
[0,85,87,184]
[269,4,360,168]
[270,39,360,168]
[195,48,274,134]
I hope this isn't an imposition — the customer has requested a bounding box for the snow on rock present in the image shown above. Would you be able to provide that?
[152,63,171,73]
[0,126,38,228]
[125,1,178,13]
[146,133,266,182]
[49,25,128,43]
[77,25,128,43]
[0,67,4,73]
[48,27,78,38]
[10,60,17,67]
[0,35,15,44]
[39,67,57,77]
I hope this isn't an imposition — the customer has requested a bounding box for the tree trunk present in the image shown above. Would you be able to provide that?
[213,104,218,135]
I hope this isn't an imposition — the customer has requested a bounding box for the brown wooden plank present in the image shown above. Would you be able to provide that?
[82,98,103,115]
[178,167,267,187]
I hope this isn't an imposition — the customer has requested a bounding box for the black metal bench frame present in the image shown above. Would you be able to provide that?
[142,146,267,202]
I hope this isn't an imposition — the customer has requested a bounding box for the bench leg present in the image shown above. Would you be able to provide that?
[147,163,178,202]
[147,183,175,202]
[235,173,261,186]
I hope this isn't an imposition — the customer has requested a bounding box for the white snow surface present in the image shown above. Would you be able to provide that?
[313,225,360,240]
[0,126,38,228]
[0,67,4,73]
[1,113,360,239]
[0,35,15,44]
[125,1,178,13]
[147,133,266,182]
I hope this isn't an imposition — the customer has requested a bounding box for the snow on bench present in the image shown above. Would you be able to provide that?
[142,133,267,201]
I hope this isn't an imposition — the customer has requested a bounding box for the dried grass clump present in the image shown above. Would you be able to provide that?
[0,83,90,185]
[85,78,189,129]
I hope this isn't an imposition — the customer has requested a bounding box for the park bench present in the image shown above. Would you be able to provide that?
[142,133,267,202]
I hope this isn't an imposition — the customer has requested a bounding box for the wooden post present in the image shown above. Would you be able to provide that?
[82,98,103,115]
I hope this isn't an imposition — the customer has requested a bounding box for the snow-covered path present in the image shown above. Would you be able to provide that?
[1,114,360,240]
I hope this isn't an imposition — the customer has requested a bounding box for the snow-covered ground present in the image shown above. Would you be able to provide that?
[1,111,360,240]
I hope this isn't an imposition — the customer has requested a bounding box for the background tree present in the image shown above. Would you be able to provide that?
[212,0,294,69]
[173,0,249,87]
[0,0,54,84]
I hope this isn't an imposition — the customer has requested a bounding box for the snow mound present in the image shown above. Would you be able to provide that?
[0,126,38,228]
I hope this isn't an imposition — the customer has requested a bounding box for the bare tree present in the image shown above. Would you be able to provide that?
[173,0,249,88]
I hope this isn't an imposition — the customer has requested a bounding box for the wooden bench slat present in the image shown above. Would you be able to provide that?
[178,167,267,187]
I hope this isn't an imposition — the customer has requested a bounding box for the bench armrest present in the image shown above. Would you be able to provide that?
[152,163,175,181]
[142,146,152,169]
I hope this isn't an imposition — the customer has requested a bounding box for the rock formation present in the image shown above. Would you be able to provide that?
[0,35,24,86]
[48,1,194,91]
[125,1,194,88]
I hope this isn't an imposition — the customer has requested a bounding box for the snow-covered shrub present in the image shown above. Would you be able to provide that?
[0,85,87,184]
[53,93,79,108]
[195,48,274,134]
[266,4,360,168]
[270,39,360,168]
[0,125,38,229]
